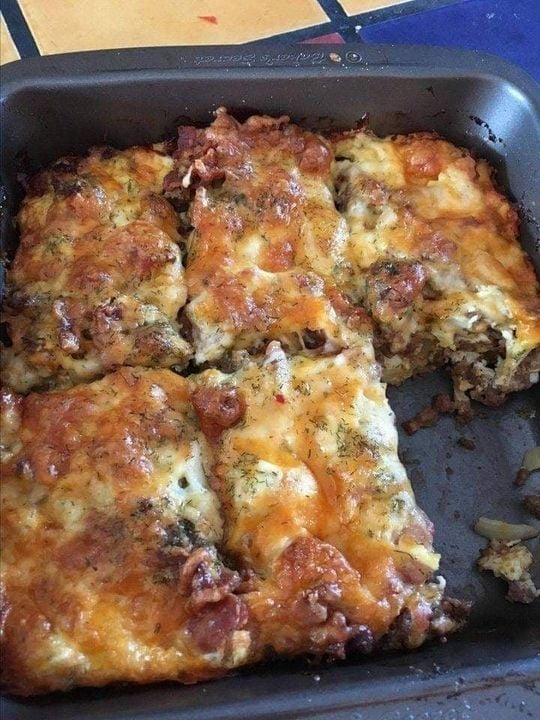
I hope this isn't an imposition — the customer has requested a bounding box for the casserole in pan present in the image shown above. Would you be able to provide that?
[1,44,539,719]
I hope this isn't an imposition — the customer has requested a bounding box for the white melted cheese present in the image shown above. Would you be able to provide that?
[41,633,91,672]
[161,440,222,543]
[414,165,484,219]
[187,295,235,364]
[431,286,513,350]
[229,458,318,510]
[337,138,405,189]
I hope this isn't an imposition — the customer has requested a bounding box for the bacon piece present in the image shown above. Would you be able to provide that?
[289,583,341,627]
[192,151,226,186]
[299,136,332,174]
[179,547,241,610]
[430,597,471,638]
[191,386,246,442]
[339,174,388,210]
[177,126,200,152]
[327,288,372,331]
[400,507,434,546]
[163,126,210,194]
[346,625,374,655]
[179,548,216,594]
[93,301,124,334]
[419,231,457,262]
[380,608,413,649]
[188,595,248,653]
[308,611,350,657]
[276,537,357,594]
[507,577,539,604]
[366,261,426,320]
[399,136,444,179]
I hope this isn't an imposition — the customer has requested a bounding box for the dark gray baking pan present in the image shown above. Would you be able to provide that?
[1,44,539,720]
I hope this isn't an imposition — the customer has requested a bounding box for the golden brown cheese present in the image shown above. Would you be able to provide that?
[2,147,191,392]
[7,113,540,696]
[333,131,540,405]
[167,109,353,364]
[0,351,465,696]
[192,341,460,659]
[0,369,246,695]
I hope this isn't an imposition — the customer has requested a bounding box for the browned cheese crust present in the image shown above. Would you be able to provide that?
[0,370,235,694]
[2,147,191,392]
[165,109,358,364]
[333,131,540,408]
[3,110,538,696]
[192,341,465,660]
[0,346,466,696]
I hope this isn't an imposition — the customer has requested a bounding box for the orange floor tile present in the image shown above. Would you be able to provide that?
[1,14,20,64]
[338,0,411,16]
[18,0,329,54]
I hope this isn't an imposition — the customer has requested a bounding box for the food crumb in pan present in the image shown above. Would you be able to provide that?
[474,516,539,541]
[457,436,476,450]
[402,405,438,435]
[506,575,539,604]
[518,406,537,420]
[402,393,456,435]
[477,540,540,604]
[514,447,540,486]
[515,467,531,486]
[523,495,540,519]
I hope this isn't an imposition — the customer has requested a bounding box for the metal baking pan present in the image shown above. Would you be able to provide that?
[1,44,539,720]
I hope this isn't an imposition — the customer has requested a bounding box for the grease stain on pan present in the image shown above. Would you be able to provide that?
[469,114,506,145]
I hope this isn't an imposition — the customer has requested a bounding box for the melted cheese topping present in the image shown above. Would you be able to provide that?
[3,114,537,695]
[1,348,448,695]
[177,110,352,363]
[2,147,190,392]
[334,131,540,389]
[193,341,441,654]
[18,146,175,236]
[0,369,228,695]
